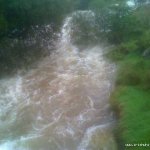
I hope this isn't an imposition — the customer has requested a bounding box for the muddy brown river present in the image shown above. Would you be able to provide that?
[0,12,117,150]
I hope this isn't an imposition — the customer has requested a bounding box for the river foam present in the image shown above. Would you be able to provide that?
[0,11,116,150]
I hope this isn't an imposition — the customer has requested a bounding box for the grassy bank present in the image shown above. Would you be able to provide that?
[106,36,150,149]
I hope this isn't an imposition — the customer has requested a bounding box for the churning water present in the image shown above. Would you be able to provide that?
[0,11,117,150]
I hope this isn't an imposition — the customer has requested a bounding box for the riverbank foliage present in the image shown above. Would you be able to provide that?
[0,0,76,37]
[0,0,77,76]
[105,3,150,150]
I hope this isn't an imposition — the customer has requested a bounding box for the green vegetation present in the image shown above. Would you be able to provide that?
[109,52,150,149]
[0,0,75,37]
[0,0,77,76]
[105,4,150,149]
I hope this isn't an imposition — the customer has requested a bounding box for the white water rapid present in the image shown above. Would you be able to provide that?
[0,12,117,150]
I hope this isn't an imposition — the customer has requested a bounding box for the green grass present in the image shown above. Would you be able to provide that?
[107,41,150,149]
[112,86,150,142]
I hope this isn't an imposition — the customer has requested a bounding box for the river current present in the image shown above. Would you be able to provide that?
[0,12,117,150]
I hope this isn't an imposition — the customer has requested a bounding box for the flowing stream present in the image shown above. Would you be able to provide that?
[0,12,117,150]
